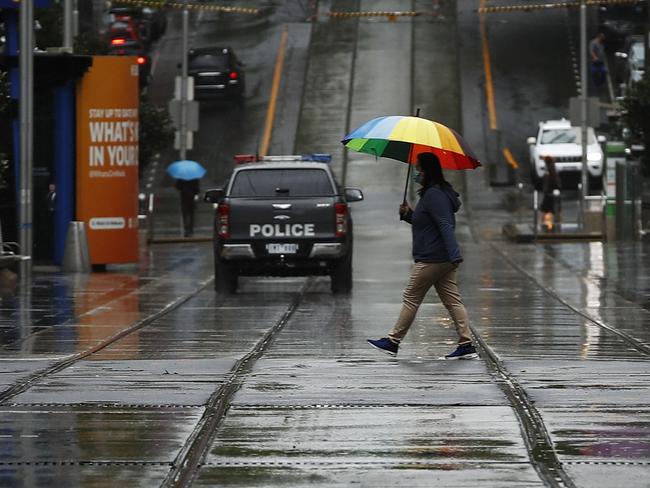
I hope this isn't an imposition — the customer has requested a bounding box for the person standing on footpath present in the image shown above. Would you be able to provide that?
[176,178,200,237]
[589,32,607,88]
[540,156,561,231]
[367,152,477,360]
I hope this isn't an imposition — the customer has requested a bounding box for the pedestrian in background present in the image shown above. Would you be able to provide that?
[367,152,477,360]
[541,156,561,231]
[589,32,607,88]
[176,178,200,237]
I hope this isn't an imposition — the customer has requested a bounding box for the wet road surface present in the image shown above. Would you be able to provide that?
[1,1,650,487]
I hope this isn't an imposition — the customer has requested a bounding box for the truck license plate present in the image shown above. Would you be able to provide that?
[266,243,298,254]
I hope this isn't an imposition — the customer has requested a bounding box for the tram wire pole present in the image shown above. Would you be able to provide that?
[580,0,589,221]
[18,0,34,281]
[180,0,189,160]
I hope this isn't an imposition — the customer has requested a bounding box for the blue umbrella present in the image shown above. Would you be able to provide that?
[166,160,206,180]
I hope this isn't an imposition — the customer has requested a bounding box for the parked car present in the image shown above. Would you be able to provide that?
[615,35,645,87]
[203,154,363,294]
[187,47,245,102]
[527,119,604,189]
[109,6,167,44]
[108,40,152,89]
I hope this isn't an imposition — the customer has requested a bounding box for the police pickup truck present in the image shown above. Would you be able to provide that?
[203,154,363,294]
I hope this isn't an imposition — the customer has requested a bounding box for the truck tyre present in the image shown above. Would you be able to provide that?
[330,254,352,294]
[215,261,238,294]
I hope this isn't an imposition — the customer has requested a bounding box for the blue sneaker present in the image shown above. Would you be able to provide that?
[444,343,478,360]
[367,338,399,356]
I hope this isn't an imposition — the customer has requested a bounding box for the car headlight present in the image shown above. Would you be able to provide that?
[587,153,602,162]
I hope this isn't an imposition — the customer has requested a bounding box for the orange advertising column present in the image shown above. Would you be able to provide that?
[76,56,139,264]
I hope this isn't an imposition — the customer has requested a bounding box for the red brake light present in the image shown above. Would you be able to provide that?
[334,203,348,237]
[234,154,258,164]
[217,203,230,239]
[229,71,238,80]
[111,38,126,46]
[137,56,147,65]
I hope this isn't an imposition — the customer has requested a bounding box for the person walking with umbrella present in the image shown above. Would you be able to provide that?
[166,160,207,238]
[367,152,477,359]
[176,178,200,237]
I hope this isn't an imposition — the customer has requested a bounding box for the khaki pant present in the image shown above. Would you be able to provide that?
[388,262,472,345]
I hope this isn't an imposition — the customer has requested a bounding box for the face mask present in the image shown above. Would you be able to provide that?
[411,168,422,184]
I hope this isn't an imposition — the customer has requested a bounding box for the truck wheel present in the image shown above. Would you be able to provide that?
[330,254,352,295]
[215,261,238,294]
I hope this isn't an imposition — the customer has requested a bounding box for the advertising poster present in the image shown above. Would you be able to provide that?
[76,56,139,264]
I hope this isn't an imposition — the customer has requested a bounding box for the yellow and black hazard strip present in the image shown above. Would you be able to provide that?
[327,11,421,19]
[112,0,259,15]
[477,0,643,14]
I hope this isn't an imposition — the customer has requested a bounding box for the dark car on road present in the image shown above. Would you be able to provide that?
[188,47,245,102]
[109,39,152,89]
[203,154,364,294]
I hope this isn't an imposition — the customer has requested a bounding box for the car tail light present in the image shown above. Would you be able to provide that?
[335,203,348,237]
[217,203,230,239]
[229,71,238,80]
[111,38,126,46]
[137,56,147,65]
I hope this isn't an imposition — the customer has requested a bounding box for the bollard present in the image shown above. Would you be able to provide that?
[62,221,91,273]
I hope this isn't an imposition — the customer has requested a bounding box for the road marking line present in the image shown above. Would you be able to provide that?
[479,0,497,130]
[260,26,289,157]
[503,147,519,169]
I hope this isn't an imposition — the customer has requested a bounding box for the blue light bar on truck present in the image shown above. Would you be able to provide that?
[234,154,332,164]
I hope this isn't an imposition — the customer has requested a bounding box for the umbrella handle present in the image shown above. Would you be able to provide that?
[403,163,412,204]
[402,107,419,204]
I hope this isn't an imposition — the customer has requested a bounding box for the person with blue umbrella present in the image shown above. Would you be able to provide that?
[167,160,206,238]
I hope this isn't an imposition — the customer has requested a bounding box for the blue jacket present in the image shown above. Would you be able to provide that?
[402,183,462,263]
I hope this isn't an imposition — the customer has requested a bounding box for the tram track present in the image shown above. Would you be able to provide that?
[0,276,214,404]
[161,278,313,488]
[463,214,576,486]
[492,243,650,357]
[464,236,650,488]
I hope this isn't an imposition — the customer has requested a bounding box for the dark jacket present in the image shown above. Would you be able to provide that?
[402,183,462,263]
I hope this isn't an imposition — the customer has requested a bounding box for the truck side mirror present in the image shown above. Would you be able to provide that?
[204,188,224,203]
[527,137,536,145]
[344,187,364,202]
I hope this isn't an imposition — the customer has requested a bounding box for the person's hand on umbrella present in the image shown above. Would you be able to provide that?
[399,203,412,221]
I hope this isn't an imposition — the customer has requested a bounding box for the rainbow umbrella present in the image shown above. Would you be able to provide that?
[342,115,481,170]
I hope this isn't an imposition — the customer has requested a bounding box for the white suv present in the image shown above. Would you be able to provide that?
[527,119,604,188]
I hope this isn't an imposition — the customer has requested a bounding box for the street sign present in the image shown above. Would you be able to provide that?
[168,99,199,132]
[569,96,600,128]
[174,131,193,151]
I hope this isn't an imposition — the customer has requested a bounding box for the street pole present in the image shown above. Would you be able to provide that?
[63,0,73,50]
[580,0,589,210]
[179,1,189,160]
[19,0,34,278]
[646,0,650,75]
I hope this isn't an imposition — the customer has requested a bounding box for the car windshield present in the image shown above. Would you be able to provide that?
[631,43,644,63]
[230,169,334,197]
[189,53,228,70]
[540,128,596,145]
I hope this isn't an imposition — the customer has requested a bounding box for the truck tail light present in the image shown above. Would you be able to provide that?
[217,203,230,238]
[335,203,348,237]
